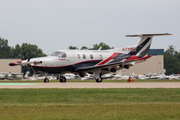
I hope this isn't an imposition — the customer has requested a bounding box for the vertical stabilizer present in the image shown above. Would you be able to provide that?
[126,33,172,57]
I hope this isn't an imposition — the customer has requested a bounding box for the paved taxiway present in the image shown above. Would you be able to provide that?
[0,82,180,88]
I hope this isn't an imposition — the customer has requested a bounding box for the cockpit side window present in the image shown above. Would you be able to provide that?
[58,52,67,58]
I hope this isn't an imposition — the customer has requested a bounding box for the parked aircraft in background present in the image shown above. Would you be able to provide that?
[0,72,24,80]
[63,73,80,80]
[81,73,94,80]
[0,73,5,80]
[9,33,172,83]
[113,70,130,80]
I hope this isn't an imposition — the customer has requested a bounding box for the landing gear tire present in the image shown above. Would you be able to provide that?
[95,77,102,83]
[60,76,66,83]
[44,78,49,83]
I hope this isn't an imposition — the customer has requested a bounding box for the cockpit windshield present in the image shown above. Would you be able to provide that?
[50,51,67,58]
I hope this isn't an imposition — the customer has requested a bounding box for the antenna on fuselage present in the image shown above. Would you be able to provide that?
[98,46,102,50]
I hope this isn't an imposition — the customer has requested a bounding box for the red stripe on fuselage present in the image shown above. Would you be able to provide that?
[125,55,139,61]
[97,52,119,66]
[125,55,152,62]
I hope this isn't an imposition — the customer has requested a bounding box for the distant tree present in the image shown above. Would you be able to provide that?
[0,37,11,58]
[9,44,23,59]
[91,42,112,49]
[69,46,78,50]
[81,46,88,50]
[164,45,180,74]
[165,45,176,55]
[10,43,46,59]
[174,48,180,63]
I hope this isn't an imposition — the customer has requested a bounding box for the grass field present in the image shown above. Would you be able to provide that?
[0,88,180,120]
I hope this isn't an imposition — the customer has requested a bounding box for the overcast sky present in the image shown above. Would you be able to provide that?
[0,0,179,54]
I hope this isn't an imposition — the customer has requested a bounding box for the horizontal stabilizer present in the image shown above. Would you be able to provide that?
[126,33,172,37]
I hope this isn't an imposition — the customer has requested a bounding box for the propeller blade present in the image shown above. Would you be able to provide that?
[28,52,35,62]
[23,67,27,78]
[30,65,35,74]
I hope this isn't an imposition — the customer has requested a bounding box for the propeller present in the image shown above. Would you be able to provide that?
[9,48,42,79]
[22,49,35,79]
[27,52,35,62]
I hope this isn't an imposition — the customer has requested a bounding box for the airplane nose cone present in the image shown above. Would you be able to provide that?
[9,62,16,66]
[9,62,21,66]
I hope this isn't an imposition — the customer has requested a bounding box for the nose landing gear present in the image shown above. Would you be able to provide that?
[44,73,49,83]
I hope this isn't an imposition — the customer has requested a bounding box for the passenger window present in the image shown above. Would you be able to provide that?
[77,54,80,59]
[83,54,86,59]
[90,54,93,59]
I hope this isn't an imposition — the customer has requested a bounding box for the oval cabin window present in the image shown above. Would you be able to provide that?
[90,54,93,59]
[83,54,86,59]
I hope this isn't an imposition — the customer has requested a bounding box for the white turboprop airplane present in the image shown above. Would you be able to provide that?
[9,33,172,83]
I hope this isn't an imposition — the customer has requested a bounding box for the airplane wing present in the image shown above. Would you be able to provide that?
[75,55,152,72]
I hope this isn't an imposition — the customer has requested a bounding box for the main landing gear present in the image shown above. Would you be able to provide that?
[94,70,103,83]
[57,74,66,83]
[95,76,102,82]
[59,76,66,83]
[44,74,67,83]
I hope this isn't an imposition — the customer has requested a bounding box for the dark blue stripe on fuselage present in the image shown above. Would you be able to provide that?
[32,60,101,74]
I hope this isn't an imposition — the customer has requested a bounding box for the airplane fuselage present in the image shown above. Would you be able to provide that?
[25,49,131,74]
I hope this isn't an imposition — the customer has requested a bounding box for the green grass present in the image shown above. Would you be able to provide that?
[0,88,180,119]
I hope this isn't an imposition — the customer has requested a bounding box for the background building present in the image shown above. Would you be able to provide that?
[0,58,21,74]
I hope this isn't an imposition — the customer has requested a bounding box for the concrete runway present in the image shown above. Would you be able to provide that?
[0,82,180,88]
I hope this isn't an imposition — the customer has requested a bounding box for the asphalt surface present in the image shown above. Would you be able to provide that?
[0,82,180,88]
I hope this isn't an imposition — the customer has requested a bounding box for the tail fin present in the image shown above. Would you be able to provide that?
[126,33,172,57]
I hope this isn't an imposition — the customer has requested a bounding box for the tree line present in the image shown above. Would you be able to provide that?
[68,42,112,50]
[164,45,180,74]
[0,37,46,59]
[0,37,179,75]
